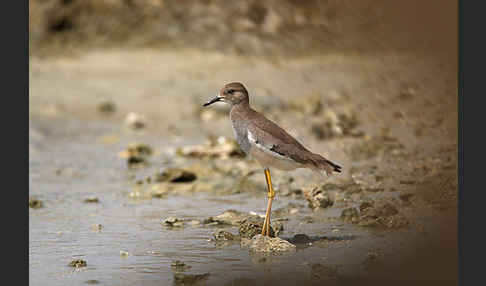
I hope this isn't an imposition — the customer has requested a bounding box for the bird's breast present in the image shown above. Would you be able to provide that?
[230,121,251,155]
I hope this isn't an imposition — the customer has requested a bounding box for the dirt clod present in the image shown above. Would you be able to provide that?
[119,143,153,167]
[239,218,274,239]
[91,224,103,232]
[98,100,115,114]
[29,197,43,209]
[213,230,239,242]
[304,186,334,209]
[68,259,87,268]
[83,197,99,203]
[204,210,258,226]
[162,217,184,227]
[244,234,296,253]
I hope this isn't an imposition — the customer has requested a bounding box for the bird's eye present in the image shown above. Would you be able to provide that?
[227,89,234,94]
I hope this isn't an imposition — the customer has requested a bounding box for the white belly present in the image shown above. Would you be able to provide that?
[249,145,301,171]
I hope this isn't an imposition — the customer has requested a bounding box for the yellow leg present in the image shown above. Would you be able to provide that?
[261,168,275,236]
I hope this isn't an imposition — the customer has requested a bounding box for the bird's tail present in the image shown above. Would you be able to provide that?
[307,153,342,176]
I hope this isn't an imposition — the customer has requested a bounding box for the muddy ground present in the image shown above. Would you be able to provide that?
[29,1,457,286]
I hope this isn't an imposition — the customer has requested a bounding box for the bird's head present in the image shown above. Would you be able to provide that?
[203,82,249,107]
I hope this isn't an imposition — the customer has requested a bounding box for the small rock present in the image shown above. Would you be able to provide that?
[127,156,146,166]
[173,272,209,285]
[91,224,103,232]
[98,100,116,114]
[155,168,197,183]
[239,218,274,239]
[133,143,153,156]
[304,186,334,209]
[119,143,152,158]
[245,234,296,253]
[213,230,238,241]
[83,197,99,203]
[29,197,43,209]
[125,112,147,129]
[119,143,152,167]
[119,250,130,257]
[68,259,87,268]
[162,217,184,227]
[204,209,257,226]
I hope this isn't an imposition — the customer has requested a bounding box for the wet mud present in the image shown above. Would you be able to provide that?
[30,44,457,286]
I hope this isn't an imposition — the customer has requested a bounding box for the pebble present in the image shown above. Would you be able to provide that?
[68,259,87,268]
[213,230,238,241]
[119,250,130,257]
[125,112,147,129]
[29,197,43,209]
[245,234,296,253]
[83,197,99,203]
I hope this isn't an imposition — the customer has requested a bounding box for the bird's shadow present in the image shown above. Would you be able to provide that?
[282,233,356,249]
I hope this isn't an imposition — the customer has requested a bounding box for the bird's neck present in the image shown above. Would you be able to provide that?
[230,101,251,113]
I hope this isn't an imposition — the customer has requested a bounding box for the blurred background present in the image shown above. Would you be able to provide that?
[29,1,458,285]
[30,0,457,57]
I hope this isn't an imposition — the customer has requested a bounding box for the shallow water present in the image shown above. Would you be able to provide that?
[28,117,345,285]
[29,115,456,286]
[29,50,458,286]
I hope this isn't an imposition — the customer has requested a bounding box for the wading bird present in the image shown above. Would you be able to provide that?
[203,82,341,236]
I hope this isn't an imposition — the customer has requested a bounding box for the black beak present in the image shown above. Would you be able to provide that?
[203,96,221,107]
